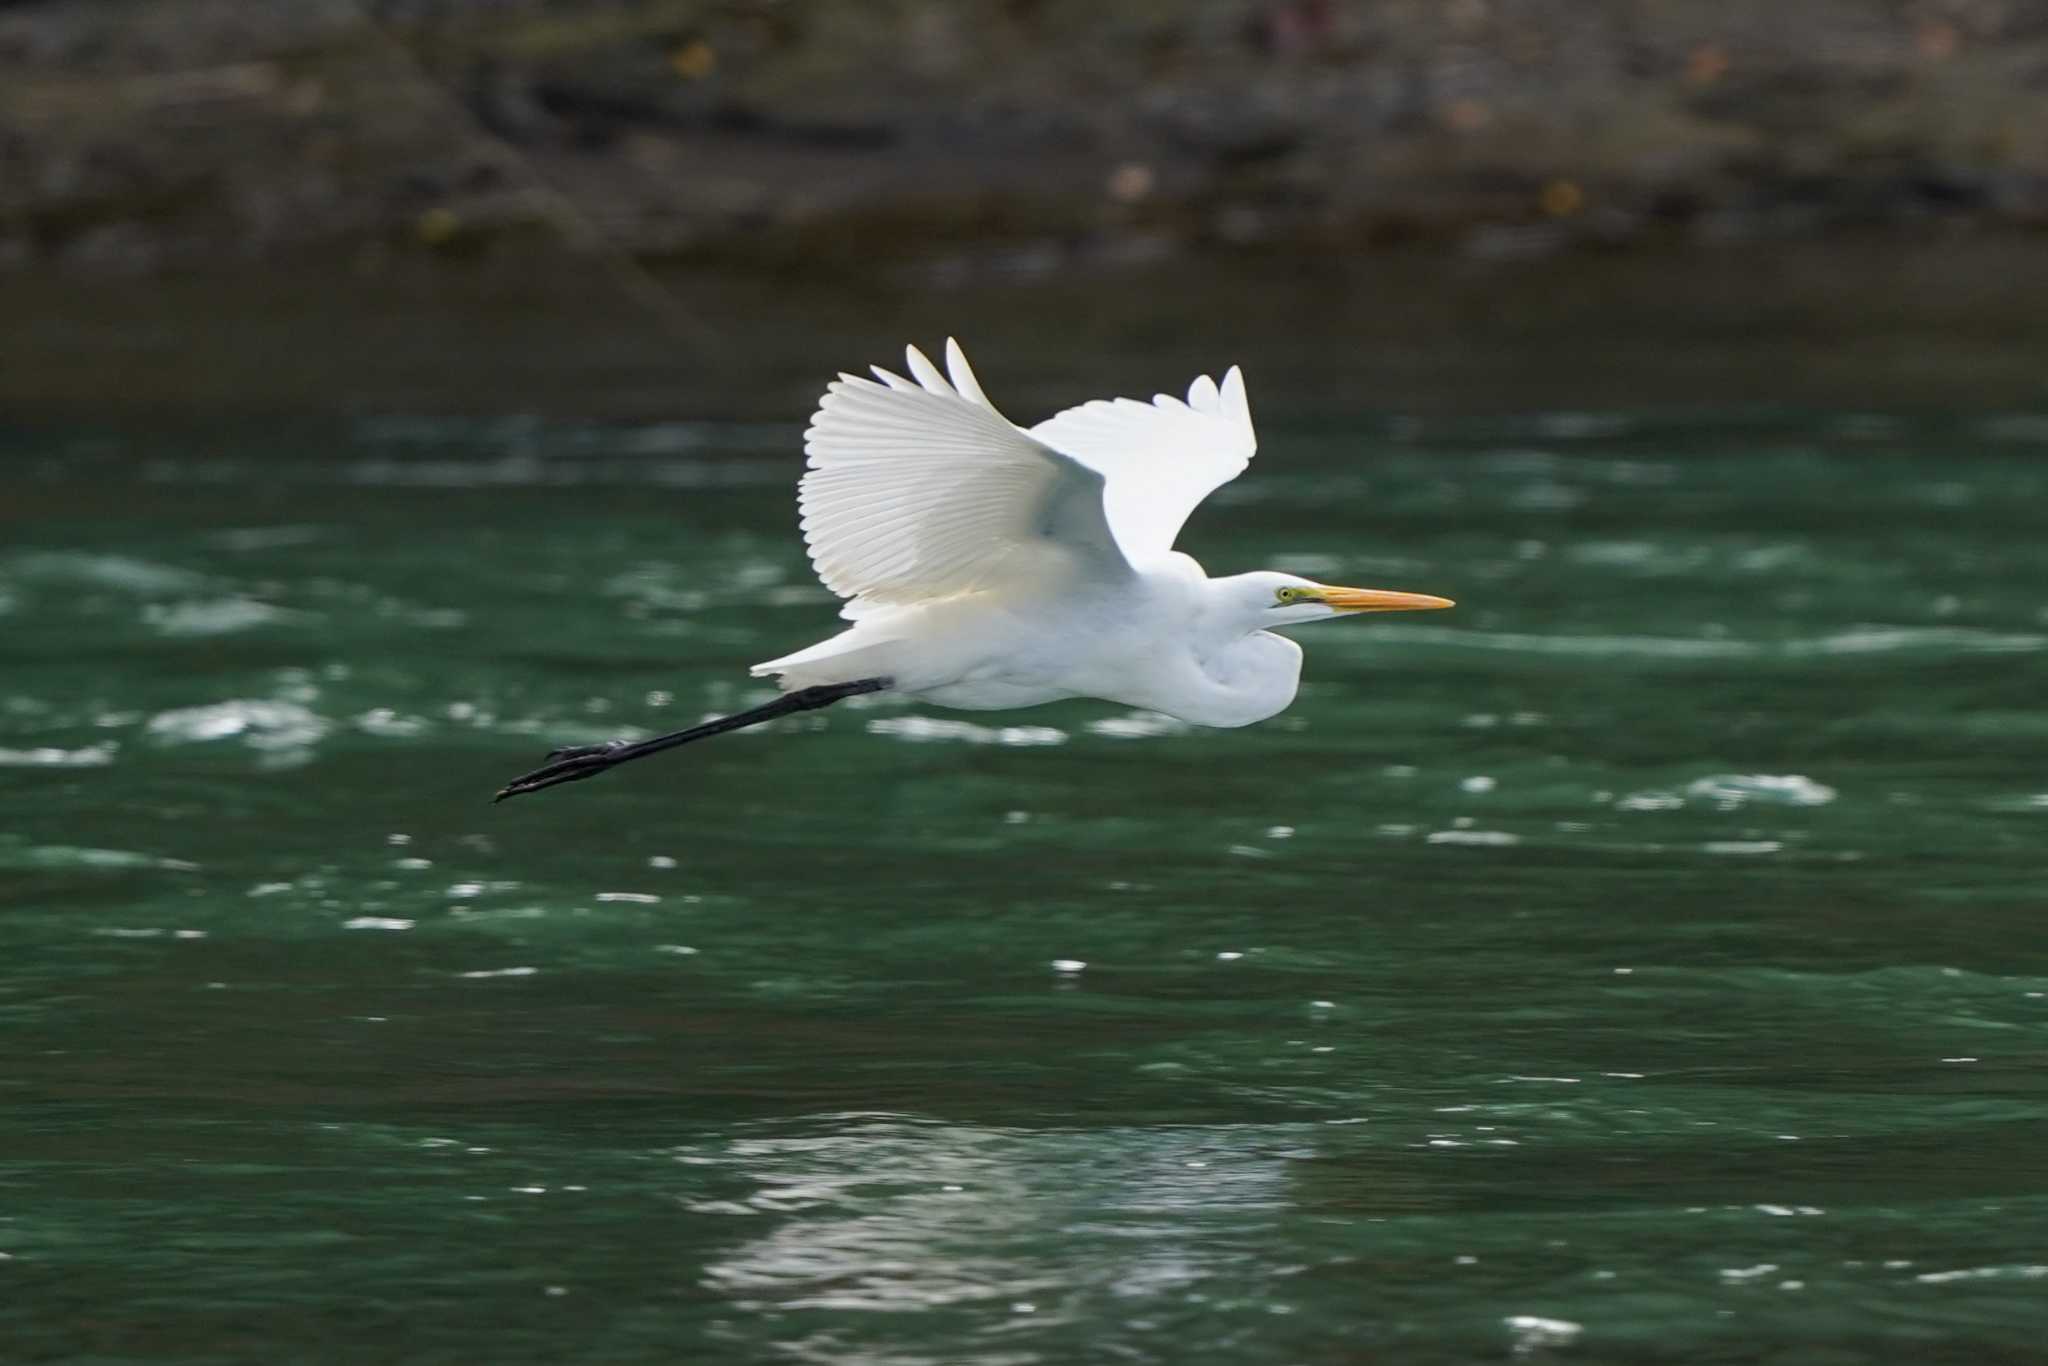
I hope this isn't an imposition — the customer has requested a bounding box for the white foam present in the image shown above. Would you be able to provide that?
[1086,711,1190,740]
[142,598,296,637]
[1504,1315,1582,1353]
[0,743,115,767]
[867,716,1066,746]
[1687,774,1835,808]
[147,699,329,752]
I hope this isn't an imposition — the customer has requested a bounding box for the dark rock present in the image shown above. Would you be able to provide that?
[4,0,2048,276]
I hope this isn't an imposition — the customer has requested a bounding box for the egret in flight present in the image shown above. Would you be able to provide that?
[495,341,1452,801]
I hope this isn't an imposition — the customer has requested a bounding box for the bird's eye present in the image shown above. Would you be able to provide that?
[1275,587,1301,605]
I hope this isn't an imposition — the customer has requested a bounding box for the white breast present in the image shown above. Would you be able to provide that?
[1178,630,1303,728]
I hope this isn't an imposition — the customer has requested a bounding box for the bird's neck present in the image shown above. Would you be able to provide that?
[1163,574,1299,727]
[1183,629,1303,728]
[1188,570,1270,647]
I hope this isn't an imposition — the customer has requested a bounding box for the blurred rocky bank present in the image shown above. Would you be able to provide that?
[7,1,2048,418]
[7,0,2048,275]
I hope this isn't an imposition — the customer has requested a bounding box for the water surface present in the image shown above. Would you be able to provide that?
[4,411,2046,1363]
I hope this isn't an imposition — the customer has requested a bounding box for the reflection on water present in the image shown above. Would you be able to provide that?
[2,413,2047,1363]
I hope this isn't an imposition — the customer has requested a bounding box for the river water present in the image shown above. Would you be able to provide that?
[4,408,2045,1363]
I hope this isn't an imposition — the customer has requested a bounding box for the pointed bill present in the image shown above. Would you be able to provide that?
[1317,586,1455,613]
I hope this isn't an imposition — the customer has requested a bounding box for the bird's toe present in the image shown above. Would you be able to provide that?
[494,743,627,802]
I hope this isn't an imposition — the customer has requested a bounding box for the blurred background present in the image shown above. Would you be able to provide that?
[6,5,2048,1365]
[7,0,2048,415]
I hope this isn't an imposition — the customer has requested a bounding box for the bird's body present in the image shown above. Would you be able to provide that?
[755,551,1305,727]
[494,341,1452,801]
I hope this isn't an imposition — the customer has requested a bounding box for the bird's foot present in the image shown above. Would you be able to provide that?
[494,739,631,803]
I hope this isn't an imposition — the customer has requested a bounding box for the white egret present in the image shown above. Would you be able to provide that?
[495,340,1452,801]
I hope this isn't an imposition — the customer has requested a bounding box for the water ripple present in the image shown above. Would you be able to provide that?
[1373,627,1755,658]
[0,843,197,872]
[10,552,205,594]
[1374,625,2045,658]
[142,598,301,637]
[1685,774,1836,809]
[1795,627,2046,655]
[1085,712,1190,740]
[146,700,330,756]
[0,743,115,767]
[867,717,1068,746]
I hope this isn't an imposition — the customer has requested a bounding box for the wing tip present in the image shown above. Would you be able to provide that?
[818,340,1011,413]
[903,343,953,396]
[1220,364,1250,426]
[944,336,999,413]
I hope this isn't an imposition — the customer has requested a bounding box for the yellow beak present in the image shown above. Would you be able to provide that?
[1317,585,1456,613]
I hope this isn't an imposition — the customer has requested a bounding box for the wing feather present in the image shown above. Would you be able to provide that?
[1028,364,1256,562]
[800,343,1127,617]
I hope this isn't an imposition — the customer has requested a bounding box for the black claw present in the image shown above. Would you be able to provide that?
[493,742,635,802]
[495,755,602,802]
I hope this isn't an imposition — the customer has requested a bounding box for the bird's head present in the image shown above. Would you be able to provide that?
[1223,571,1455,630]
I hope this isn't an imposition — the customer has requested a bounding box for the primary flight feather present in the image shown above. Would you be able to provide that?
[495,340,1452,801]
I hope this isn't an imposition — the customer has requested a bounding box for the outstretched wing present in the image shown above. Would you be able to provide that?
[1028,366,1256,563]
[801,340,1129,618]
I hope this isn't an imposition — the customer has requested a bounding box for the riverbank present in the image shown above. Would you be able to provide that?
[6,0,2048,279]
[7,234,2048,421]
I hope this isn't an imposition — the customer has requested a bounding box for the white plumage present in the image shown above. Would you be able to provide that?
[796,340,1254,621]
[1027,360,1255,562]
[755,339,1449,724]
[795,340,1122,616]
[493,339,1452,801]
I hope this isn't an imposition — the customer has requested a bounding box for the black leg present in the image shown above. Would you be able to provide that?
[493,677,891,803]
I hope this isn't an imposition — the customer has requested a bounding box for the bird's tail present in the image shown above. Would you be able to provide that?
[750,628,902,693]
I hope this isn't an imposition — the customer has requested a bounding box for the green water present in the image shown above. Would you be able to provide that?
[4,412,2046,1364]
